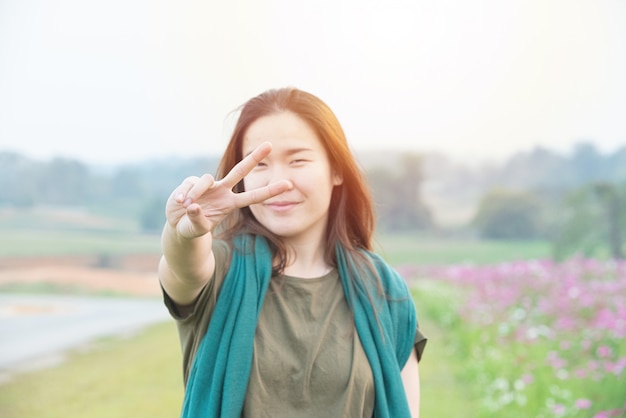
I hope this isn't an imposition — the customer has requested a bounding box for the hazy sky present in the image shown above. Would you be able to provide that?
[1,0,625,165]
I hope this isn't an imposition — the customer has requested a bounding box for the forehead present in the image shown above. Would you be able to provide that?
[242,112,323,153]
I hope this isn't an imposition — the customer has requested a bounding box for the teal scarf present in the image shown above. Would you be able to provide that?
[181,234,417,418]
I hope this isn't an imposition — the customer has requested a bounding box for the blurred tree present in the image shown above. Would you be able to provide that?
[38,157,91,205]
[552,182,625,260]
[111,167,146,198]
[473,188,544,240]
[570,142,607,183]
[607,145,626,179]
[139,195,166,233]
[499,146,572,190]
[0,152,37,207]
[593,183,624,259]
[366,153,433,232]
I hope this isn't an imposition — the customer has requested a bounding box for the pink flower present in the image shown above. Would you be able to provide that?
[521,373,534,385]
[594,408,626,418]
[597,345,612,358]
[575,398,592,409]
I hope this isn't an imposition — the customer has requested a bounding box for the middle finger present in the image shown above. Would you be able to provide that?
[220,142,272,190]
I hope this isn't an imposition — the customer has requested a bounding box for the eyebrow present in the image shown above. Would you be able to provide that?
[284,147,314,156]
[243,147,314,158]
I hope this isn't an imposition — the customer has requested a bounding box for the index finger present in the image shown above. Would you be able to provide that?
[220,142,272,189]
[233,180,293,208]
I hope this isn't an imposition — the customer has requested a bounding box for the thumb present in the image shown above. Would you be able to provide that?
[185,203,212,236]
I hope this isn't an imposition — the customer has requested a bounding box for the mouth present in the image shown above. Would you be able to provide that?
[264,201,299,212]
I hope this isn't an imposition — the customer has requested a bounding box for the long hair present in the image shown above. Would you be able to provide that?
[215,87,378,282]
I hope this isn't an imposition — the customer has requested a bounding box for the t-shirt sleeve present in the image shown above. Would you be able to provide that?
[414,327,427,362]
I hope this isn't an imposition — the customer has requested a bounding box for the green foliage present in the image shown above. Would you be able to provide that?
[139,196,167,233]
[410,261,626,417]
[0,234,562,417]
[473,188,545,240]
[366,153,433,232]
[411,283,481,416]
[0,151,219,227]
[551,182,626,260]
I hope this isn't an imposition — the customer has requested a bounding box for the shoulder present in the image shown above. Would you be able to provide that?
[363,250,412,298]
[361,249,418,366]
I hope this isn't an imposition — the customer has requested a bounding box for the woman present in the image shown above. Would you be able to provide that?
[159,87,426,418]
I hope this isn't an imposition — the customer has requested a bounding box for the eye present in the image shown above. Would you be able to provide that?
[290,159,308,165]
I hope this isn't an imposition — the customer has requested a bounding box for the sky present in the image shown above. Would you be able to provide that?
[0,0,625,165]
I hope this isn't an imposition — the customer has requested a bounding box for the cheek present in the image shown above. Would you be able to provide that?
[298,171,334,196]
[242,173,265,191]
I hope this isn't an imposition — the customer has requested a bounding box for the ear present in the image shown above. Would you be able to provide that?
[332,170,343,186]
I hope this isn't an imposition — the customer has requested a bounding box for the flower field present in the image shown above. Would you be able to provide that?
[402,257,626,418]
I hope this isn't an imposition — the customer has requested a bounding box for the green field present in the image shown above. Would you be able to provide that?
[0,229,161,257]
[0,313,477,418]
[375,233,552,265]
[0,228,555,417]
[0,228,552,263]
[0,321,184,418]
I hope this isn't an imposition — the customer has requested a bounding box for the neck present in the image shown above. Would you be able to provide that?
[281,234,332,279]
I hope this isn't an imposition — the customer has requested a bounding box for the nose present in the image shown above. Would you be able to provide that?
[267,163,291,186]
[245,163,291,192]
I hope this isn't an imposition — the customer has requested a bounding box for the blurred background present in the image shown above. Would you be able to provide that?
[1,1,625,417]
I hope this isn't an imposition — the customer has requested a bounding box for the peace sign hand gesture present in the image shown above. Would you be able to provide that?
[165,142,291,239]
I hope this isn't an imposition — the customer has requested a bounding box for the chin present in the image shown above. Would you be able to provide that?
[265,226,298,239]
[262,221,307,240]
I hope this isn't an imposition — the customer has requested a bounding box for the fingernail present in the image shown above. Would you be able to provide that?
[183,198,192,207]
[175,193,184,202]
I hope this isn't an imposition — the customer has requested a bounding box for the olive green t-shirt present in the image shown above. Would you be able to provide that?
[242,270,375,417]
[163,240,424,417]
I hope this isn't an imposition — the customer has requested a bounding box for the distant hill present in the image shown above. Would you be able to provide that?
[2,141,625,229]
[357,142,626,226]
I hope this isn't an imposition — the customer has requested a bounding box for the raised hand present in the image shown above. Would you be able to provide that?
[165,142,292,239]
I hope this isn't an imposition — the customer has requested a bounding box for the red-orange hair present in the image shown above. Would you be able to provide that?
[215,87,376,273]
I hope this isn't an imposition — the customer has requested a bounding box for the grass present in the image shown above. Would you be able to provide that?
[411,281,481,416]
[375,233,552,265]
[418,317,479,416]
[0,297,473,418]
[0,321,184,418]
[410,263,626,417]
[0,229,161,257]
[0,222,553,262]
[0,282,133,297]
[0,227,554,416]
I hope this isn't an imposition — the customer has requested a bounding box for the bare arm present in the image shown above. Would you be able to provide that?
[159,214,215,306]
[158,142,292,305]
[401,348,421,417]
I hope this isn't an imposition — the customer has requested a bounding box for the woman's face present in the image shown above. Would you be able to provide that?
[242,111,342,246]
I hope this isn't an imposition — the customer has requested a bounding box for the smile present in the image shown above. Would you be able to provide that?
[264,201,299,212]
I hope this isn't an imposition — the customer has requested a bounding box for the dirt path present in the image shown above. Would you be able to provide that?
[0,255,168,382]
[0,255,162,297]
